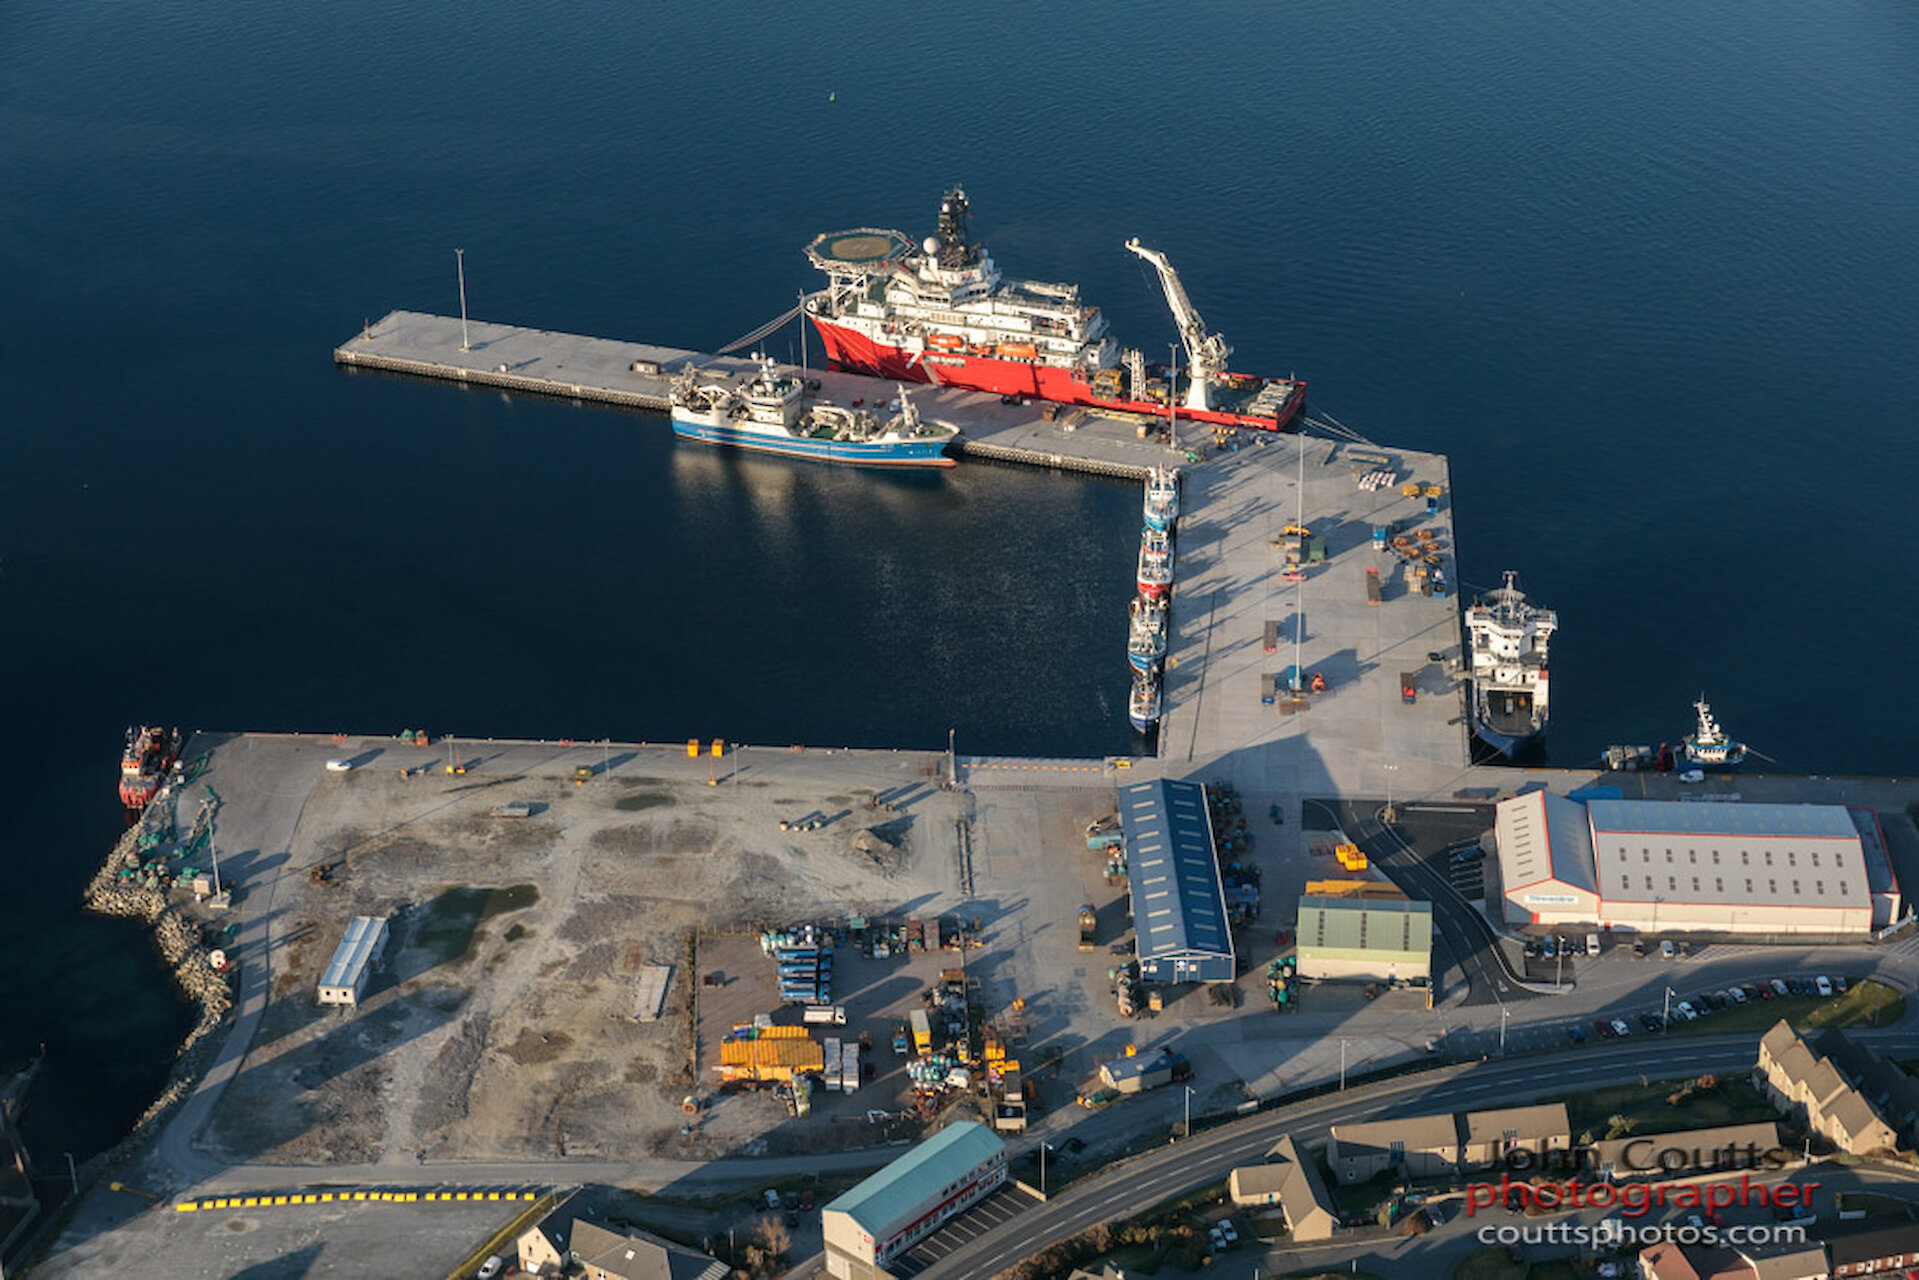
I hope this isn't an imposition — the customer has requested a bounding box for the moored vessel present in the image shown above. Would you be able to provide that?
[120,725,180,812]
[1137,527,1173,600]
[1143,466,1179,532]
[1682,697,1748,770]
[1465,571,1556,757]
[803,190,1305,431]
[669,356,960,468]
[1128,672,1162,733]
[1127,596,1168,672]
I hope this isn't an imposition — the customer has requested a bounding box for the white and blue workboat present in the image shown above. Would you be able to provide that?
[1127,596,1167,672]
[670,356,961,467]
[1143,466,1179,531]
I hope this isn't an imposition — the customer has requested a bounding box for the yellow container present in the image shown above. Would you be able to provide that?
[1401,481,1422,497]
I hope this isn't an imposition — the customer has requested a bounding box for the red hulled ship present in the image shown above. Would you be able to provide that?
[802,189,1305,431]
[120,725,180,813]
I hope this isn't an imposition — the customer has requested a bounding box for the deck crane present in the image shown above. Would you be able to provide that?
[1124,237,1233,413]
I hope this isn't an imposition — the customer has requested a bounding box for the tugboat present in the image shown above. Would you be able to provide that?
[1128,672,1162,733]
[1137,527,1173,600]
[1682,697,1748,771]
[1127,597,1168,672]
[669,356,961,467]
[120,725,180,813]
[1464,571,1557,757]
[1143,467,1179,532]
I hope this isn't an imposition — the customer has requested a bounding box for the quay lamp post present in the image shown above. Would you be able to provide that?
[1663,986,1675,1032]
[1183,1084,1197,1140]
[455,248,470,351]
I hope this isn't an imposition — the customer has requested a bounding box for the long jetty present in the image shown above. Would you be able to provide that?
[336,309,1473,785]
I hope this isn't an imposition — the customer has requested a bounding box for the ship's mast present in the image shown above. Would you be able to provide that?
[1124,238,1233,413]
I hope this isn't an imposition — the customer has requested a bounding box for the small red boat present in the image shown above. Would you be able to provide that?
[120,725,181,813]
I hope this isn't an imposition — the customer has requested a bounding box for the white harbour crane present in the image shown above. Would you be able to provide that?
[1125,237,1233,413]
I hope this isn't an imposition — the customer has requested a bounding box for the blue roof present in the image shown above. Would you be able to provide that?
[1586,799,1859,839]
[1121,779,1233,966]
[319,916,386,991]
[823,1121,1004,1235]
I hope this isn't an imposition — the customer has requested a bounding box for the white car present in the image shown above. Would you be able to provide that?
[325,758,353,772]
[1816,976,1834,996]
[1218,1219,1238,1244]
[1677,769,1706,783]
[476,1257,503,1280]
[1676,1002,1698,1021]
[1727,986,1748,1004]
[1611,1019,1630,1037]
[1660,940,1676,960]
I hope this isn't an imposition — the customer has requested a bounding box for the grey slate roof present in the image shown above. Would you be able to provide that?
[1120,779,1232,964]
[569,1220,727,1280]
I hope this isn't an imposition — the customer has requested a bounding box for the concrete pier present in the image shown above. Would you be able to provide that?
[335,310,1476,790]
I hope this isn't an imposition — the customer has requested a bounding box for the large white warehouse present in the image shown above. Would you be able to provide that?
[1494,794,1899,937]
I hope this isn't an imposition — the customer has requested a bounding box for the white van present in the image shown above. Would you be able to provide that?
[1586,934,1601,957]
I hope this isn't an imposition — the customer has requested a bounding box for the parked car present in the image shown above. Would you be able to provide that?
[1660,940,1676,960]
[1770,979,1790,997]
[1701,991,1727,1009]
[1728,986,1748,1004]
[1675,1002,1698,1021]
[764,1189,781,1210]
[1816,975,1833,996]
[1586,934,1602,956]
[1639,1013,1664,1033]
[1218,1219,1238,1245]
[1594,1018,1616,1039]
[476,1258,503,1280]
[1567,1025,1587,1044]
[1611,1019,1631,1037]
[1835,976,1849,994]
[1541,937,1557,958]
[1631,940,1646,958]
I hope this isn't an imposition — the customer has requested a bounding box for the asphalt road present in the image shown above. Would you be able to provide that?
[913,1028,1919,1279]
[1310,797,1525,1008]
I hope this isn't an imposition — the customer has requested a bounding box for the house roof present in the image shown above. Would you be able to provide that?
[1589,1122,1781,1177]
[824,1121,1004,1237]
[1462,1103,1569,1146]
[1815,1027,1919,1132]
[1332,1112,1458,1154]
[1740,1241,1831,1280]
[568,1220,727,1280]
[1121,780,1233,965]
[1821,1218,1919,1267]
[1637,1241,1701,1280]
[1296,896,1432,959]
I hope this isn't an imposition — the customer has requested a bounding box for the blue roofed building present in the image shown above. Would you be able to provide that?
[822,1120,1007,1278]
[1120,779,1235,983]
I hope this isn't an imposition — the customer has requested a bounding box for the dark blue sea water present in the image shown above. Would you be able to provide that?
[2,0,1915,1160]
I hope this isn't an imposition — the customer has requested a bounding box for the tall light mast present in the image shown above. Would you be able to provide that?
[1124,238,1233,413]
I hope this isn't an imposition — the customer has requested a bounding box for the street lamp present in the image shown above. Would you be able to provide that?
[1184,1085,1197,1139]
[1339,1038,1349,1090]
[1499,1008,1510,1056]
[1039,1141,1055,1196]
[1663,987,1675,1032]
[1382,763,1399,826]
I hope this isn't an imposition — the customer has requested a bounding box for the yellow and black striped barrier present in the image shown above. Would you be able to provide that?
[175,1186,541,1212]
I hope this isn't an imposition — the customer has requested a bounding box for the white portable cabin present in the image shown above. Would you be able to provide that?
[317,915,390,1007]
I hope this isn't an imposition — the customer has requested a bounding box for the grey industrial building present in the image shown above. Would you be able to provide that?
[317,915,389,1007]
[1119,779,1235,983]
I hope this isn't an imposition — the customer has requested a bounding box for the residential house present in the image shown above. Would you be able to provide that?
[1327,1112,1459,1183]
[1814,1028,1919,1147]
[1824,1219,1919,1277]
[1756,1021,1899,1157]
[567,1220,729,1280]
[1588,1122,1782,1182]
[1226,1134,1338,1242]
[1460,1103,1570,1169]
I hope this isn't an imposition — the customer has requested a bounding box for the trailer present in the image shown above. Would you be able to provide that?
[910,1008,932,1056]
[1078,904,1098,950]
[1365,567,1382,605]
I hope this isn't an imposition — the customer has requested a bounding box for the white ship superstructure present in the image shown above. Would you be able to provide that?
[1465,571,1556,756]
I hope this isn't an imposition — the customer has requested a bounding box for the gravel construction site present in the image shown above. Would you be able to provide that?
[143,731,1490,1181]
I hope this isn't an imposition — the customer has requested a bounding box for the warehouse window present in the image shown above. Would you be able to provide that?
[1692,877,1700,892]
[1764,852,1773,866]
[1745,879,1753,893]
[1741,852,1750,865]
[1817,881,1825,895]
[1712,849,1720,863]
[1793,880,1801,895]
[1835,855,1844,869]
[1646,876,1654,890]
[1668,877,1676,891]
[1716,878,1723,892]
[1689,850,1697,864]
[1642,849,1649,862]
[1788,852,1797,866]
[1812,852,1820,866]
[1841,881,1850,895]
[1769,879,1777,894]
